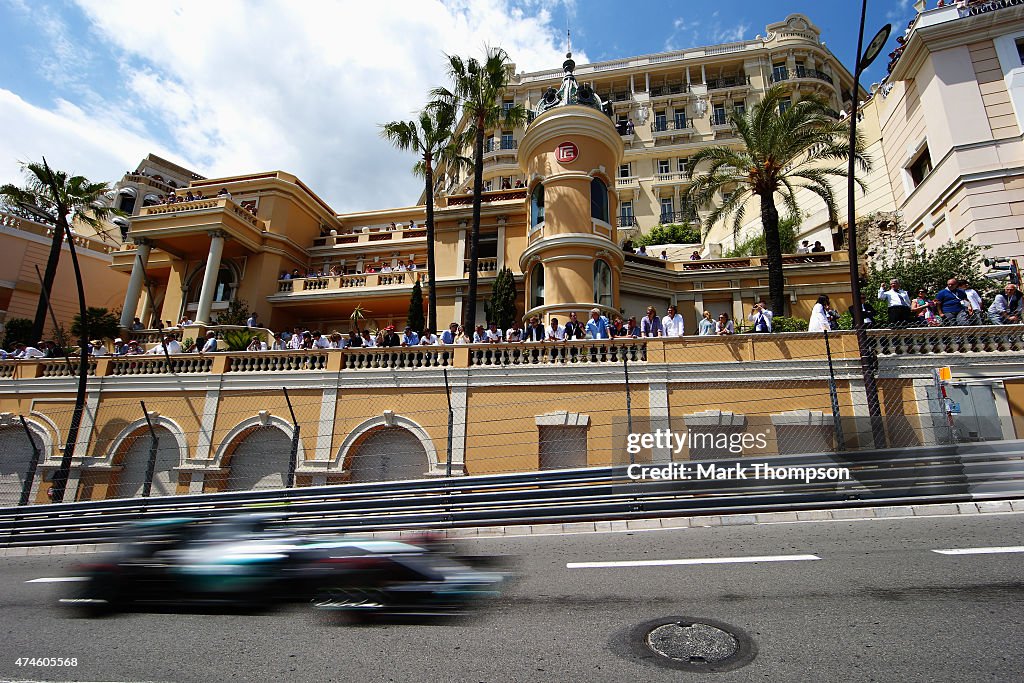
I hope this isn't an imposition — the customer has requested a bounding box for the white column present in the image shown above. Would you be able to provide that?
[194,230,226,325]
[648,381,672,463]
[120,239,152,328]
[497,216,507,271]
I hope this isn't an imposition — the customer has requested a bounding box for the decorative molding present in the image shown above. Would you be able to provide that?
[210,413,301,469]
[334,413,439,474]
[535,411,590,427]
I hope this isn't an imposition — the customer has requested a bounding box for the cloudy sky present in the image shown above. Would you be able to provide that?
[1,0,907,213]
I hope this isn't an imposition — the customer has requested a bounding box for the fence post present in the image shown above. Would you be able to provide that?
[18,416,42,506]
[284,387,299,488]
[623,354,634,465]
[444,369,454,478]
[140,401,159,498]
[823,330,846,451]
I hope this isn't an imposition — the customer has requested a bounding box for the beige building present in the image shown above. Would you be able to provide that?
[874,0,1024,260]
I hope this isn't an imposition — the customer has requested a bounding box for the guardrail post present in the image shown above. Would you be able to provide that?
[823,330,846,451]
[18,416,42,506]
[284,387,299,488]
[444,369,454,478]
[623,354,634,465]
[140,401,159,498]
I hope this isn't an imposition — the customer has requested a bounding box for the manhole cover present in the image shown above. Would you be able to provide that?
[646,622,738,663]
[612,616,757,672]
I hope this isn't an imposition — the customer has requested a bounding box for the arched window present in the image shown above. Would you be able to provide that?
[530,263,545,308]
[117,187,137,215]
[187,264,237,305]
[142,193,160,207]
[590,178,609,223]
[594,260,612,307]
[531,183,545,229]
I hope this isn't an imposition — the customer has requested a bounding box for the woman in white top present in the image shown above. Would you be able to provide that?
[715,313,734,335]
[808,295,831,333]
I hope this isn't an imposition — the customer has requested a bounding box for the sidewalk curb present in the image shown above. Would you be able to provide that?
[3,499,1023,557]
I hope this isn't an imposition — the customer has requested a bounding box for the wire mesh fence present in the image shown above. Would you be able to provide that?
[0,325,1020,506]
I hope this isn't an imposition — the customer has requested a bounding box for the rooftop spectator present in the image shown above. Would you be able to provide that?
[641,307,663,337]
[698,311,716,336]
[715,313,734,336]
[662,305,685,337]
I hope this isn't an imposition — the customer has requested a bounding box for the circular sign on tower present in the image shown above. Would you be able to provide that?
[555,141,579,163]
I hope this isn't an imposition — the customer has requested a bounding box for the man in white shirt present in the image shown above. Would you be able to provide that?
[796,240,811,254]
[89,340,108,356]
[13,343,45,359]
[313,331,331,349]
[484,321,503,343]
[877,279,912,327]
[662,305,685,337]
[200,331,218,353]
[246,312,259,328]
[506,320,525,342]
[419,330,439,345]
[960,279,983,326]
[748,301,774,333]
[360,330,377,347]
[150,335,183,355]
[547,317,565,341]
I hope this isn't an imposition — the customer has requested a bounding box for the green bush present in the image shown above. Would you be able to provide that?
[725,214,800,257]
[634,223,701,247]
[214,299,250,326]
[2,318,33,348]
[71,307,120,341]
[770,316,809,333]
[220,329,255,351]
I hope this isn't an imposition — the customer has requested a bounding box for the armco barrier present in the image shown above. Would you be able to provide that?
[1,441,1023,548]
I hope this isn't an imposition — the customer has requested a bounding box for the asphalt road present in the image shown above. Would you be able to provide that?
[0,511,1022,682]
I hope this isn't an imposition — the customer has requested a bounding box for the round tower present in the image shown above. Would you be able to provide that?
[518,52,625,327]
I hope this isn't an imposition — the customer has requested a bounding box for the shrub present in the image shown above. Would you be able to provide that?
[2,318,33,348]
[770,316,809,333]
[220,329,255,351]
[634,223,701,247]
[71,307,120,341]
[214,299,250,326]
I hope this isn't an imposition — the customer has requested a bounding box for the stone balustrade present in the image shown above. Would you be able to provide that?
[276,270,426,294]
[3,327,1022,378]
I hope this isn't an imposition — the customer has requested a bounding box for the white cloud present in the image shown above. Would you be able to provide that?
[1,0,582,213]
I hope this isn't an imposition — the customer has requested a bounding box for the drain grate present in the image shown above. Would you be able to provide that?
[614,616,757,672]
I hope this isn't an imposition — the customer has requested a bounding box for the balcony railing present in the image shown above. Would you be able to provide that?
[446,188,527,206]
[616,215,638,228]
[122,173,178,195]
[649,84,688,98]
[484,139,518,154]
[711,112,730,126]
[771,67,834,85]
[469,339,647,367]
[139,197,259,228]
[463,258,498,274]
[651,119,693,134]
[659,209,698,224]
[653,172,691,185]
[275,271,426,294]
[706,75,751,90]
[615,176,638,188]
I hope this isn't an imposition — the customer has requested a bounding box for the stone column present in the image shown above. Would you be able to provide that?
[120,238,152,328]
[194,230,226,325]
[496,216,507,271]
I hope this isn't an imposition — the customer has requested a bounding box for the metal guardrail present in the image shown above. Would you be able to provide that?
[2,441,1022,548]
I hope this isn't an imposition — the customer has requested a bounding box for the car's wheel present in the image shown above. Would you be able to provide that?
[62,573,124,618]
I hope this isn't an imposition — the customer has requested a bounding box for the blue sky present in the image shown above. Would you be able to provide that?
[0,0,915,213]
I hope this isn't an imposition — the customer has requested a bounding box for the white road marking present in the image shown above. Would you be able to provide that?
[567,554,821,569]
[932,546,1024,556]
[25,576,87,583]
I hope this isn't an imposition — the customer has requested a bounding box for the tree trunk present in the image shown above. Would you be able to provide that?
[760,192,786,315]
[464,115,486,333]
[424,155,438,333]
[32,214,67,341]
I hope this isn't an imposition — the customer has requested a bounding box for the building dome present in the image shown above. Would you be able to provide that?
[533,52,610,118]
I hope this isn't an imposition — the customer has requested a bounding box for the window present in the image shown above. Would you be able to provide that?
[187,264,236,304]
[502,99,514,113]
[734,102,746,118]
[590,178,609,223]
[500,131,514,150]
[485,136,495,153]
[654,110,667,132]
[677,158,689,175]
[117,188,137,215]
[594,260,613,307]
[657,159,670,175]
[795,61,806,78]
[779,97,792,114]
[908,144,933,187]
[620,200,633,219]
[660,197,674,222]
[673,109,687,129]
[1017,38,1024,65]
[477,230,498,259]
[538,426,587,469]
[712,104,727,126]
[772,62,788,82]
[483,179,493,192]
[530,263,545,308]
[618,163,631,178]
[531,184,545,228]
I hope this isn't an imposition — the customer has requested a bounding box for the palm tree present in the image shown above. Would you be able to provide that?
[431,47,529,333]
[0,158,119,341]
[349,304,370,334]
[381,100,465,333]
[686,88,869,314]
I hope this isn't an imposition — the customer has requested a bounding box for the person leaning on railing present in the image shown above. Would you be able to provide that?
[988,283,1022,325]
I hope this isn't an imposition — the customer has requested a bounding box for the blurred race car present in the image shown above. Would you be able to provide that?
[60,513,511,619]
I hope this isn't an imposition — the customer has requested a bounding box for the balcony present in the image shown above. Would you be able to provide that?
[649,84,689,102]
[463,257,498,274]
[771,67,834,85]
[652,171,691,187]
[615,175,639,189]
[616,215,638,229]
[651,119,695,139]
[445,188,527,207]
[483,138,518,161]
[122,173,179,195]
[706,75,751,90]
[271,270,427,299]
[659,209,698,224]
[311,227,427,248]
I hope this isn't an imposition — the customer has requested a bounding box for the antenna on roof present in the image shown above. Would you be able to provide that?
[566,19,571,58]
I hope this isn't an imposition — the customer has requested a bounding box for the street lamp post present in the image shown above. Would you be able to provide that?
[846,0,891,449]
